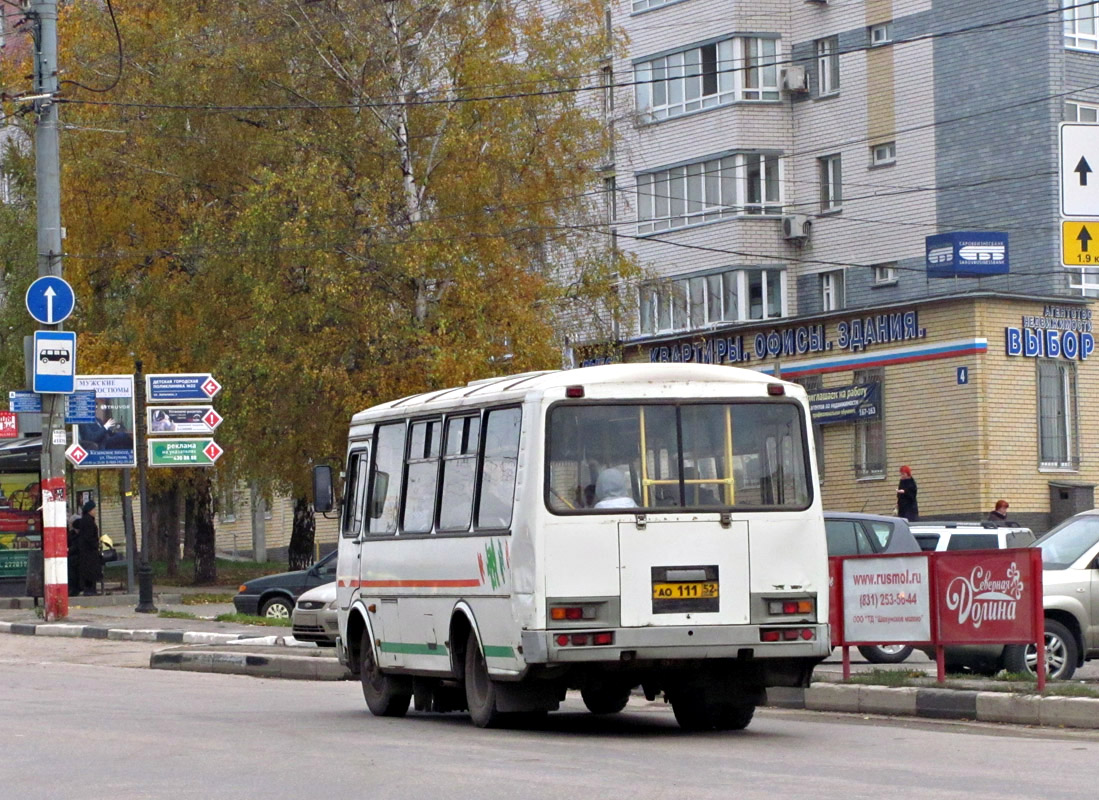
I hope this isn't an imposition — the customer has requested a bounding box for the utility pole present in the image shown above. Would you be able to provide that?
[32,0,69,621]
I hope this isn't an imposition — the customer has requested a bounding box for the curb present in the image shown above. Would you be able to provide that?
[149,648,351,681]
[767,683,1099,730]
[0,620,254,645]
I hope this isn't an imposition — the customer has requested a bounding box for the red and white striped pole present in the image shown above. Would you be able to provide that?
[42,475,68,620]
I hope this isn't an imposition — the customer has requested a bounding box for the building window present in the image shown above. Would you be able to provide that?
[632,0,676,11]
[635,37,780,123]
[1038,360,1079,469]
[1064,1,1099,51]
[604,175,617,222]
[638,267,784,335]
[1068,266,1099,296]
[870,141,896,166]
[821,270,845,311]
[869,22,893,46]
[1066,101,1099,122]
[819,154,842,211]
[816,36,839,96]
[853,368,884,479]
[872,263,898,285]
[635,153,782,233]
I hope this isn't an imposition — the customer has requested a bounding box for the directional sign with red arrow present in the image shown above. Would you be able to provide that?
[65,443,89,467]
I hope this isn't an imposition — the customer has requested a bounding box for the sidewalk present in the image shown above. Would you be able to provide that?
[3,591,1099,728]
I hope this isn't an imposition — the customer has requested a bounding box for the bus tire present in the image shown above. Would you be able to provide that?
[465,629,503,728]
[359,627,411,717]
[581,686,631,715]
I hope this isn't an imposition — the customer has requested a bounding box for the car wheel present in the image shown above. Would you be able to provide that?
[857,644,914,664]
[259,596,293,619]
[359,627,411,716]
[1003,619,1078,680]
[581,685,631,715]
[464,629,503,728]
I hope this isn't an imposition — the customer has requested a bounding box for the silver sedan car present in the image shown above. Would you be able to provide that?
[291,581,338,646]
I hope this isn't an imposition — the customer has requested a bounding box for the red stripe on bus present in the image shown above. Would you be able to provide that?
[357,578,482,588]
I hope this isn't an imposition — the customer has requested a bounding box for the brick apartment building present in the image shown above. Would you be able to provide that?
[590,0,1099,530]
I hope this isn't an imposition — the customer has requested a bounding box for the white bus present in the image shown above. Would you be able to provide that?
[313,363,829,730]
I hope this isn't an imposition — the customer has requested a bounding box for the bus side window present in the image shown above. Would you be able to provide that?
[370,423,405,534]
[402,419,441,533]
[476,407,521,530]
[341,448,371,538]
[439,415,479,531]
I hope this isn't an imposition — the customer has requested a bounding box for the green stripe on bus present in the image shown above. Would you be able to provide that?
[378,642,449,656]
[483,645,515,658]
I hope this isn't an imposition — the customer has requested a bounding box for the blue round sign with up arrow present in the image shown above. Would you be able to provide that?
[25,276,75,325]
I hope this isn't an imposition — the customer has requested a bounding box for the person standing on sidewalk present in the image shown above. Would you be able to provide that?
[896,465,919,521]
[76,500,101,596]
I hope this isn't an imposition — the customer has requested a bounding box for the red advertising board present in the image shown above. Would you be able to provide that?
[831,547,1045,688]
[0,411,18,439]
[935,548,1043,646]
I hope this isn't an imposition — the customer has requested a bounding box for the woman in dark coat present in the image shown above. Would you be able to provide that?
[896,465,918,522]
[76,500,101,595]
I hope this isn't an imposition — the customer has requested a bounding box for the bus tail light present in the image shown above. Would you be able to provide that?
[554,631,615,647]
[565,385,585,398]
[550,605,592,621]
[767,383,785,396]
[766,599,814,616]
[761,627,816,643]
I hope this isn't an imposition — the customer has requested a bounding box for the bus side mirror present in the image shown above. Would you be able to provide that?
[370,472,389,518]
[313,465,334,514]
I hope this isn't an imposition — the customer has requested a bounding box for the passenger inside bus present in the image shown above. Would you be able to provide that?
[594,468,636,509]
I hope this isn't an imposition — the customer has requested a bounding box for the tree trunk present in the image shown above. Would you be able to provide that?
[193,476,217,584]
[287,497,315,570]
[183,495,196,560]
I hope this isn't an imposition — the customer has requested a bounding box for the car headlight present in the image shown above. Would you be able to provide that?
[326,599,339,610]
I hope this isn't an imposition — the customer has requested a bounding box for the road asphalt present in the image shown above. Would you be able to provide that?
[3,588,1099,729]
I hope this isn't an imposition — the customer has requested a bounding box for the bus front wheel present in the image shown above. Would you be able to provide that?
[359,628,411,717]
[465,630,504,728]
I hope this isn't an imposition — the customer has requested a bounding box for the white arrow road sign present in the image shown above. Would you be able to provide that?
[1061,123,1099,217]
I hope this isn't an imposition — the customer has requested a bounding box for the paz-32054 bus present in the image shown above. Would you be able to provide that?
[313,363,829,730]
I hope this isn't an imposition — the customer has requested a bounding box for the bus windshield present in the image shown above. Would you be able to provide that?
[546,401,811,513]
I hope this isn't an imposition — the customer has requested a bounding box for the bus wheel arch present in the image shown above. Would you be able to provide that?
[345,607,370,676]
[448,604,477,681]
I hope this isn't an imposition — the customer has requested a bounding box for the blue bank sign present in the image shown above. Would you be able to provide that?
[1006,305,1094,361]
[926,232,1009,277]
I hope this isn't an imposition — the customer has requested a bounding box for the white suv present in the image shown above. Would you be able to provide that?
[910,522,1036,553]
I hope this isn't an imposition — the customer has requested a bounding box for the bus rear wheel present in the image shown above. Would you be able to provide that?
[465,629,505,728]
[359,628,411,717]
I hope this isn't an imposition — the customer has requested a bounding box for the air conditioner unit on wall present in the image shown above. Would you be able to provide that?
[781,66,809,94]
[782,214,811,241]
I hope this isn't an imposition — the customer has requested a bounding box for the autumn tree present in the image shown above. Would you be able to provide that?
[1,0,631,575]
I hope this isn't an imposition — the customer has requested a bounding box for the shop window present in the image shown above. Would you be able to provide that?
[1038,360,1079,469]
[853,368,884,479]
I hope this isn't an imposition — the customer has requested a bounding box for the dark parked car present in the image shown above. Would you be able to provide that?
[825,511,923,664]
[232,549,337,619]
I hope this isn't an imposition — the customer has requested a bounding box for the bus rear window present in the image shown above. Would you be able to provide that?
[546,402,810,513]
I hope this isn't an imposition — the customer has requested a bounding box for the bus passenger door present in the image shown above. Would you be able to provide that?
[618,519,750,627]
[337,446,370,621]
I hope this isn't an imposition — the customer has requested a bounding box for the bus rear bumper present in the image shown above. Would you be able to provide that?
[521,624,830,665]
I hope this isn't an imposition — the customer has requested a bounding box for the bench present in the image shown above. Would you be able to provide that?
[100,560,130,594]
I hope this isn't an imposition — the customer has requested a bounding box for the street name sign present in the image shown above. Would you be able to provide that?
[25,276,75,325]
[1061,123,1099,217]
[32,330,76,394]
[9,391,41,413]
[147,373,222,403]
[148,438,223,467]
[148,405,223,435]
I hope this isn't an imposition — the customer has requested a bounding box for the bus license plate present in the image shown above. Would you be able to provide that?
[652,581,719,600]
